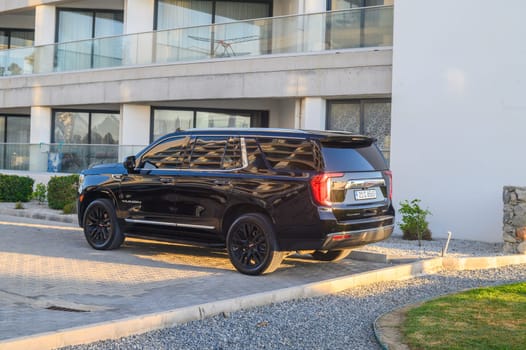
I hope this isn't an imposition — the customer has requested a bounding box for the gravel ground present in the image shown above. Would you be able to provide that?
[360,235,505,258]
[59,237,525,350]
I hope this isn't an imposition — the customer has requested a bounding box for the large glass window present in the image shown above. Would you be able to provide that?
[51,110,120,172]
[0,29,34,50]
[151,107,268,141]
[0,115,30,170]
[327,99,391,161]
[55,9,124,71]
[155,0,271,59]
[327,0,392,49]
[156,0,271,29]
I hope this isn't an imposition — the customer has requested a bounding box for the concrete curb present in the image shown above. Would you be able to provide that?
[0,207,77,225]
[372,255,526,350]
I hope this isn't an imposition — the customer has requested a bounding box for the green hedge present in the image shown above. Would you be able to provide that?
[0,174,35,202]
[47,175,79,210]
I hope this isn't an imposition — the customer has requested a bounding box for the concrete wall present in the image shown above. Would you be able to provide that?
[0,49,392,108]
[390,0,526,242]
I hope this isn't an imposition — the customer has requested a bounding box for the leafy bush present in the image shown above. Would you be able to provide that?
[62,201,77,214]
[33,183,47,204]
[399,199,432,243]
[47,175,79,210]
[0,174,34,202]
[14,201,24,209]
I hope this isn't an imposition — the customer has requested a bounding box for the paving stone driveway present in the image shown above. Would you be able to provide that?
[0,215,388,341]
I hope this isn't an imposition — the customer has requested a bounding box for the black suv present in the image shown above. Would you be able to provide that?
[77,128,394,275]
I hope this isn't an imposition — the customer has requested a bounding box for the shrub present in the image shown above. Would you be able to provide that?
[14,201,24,209]
[62,201,77,214]
[33,183,47,204]
[399,199,432,244]
[47,175,79,210]
[0,174,34,202]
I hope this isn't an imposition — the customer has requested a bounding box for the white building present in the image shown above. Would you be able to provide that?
[1,0,524,242]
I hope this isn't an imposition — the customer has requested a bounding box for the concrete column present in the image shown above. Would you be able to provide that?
[120,104,151,159]
[34,5,56,74]
[300,97,326,130]
[123,0,155,65]
[29,106,52,171]
[303,0,326,13]
[124,0,155,34]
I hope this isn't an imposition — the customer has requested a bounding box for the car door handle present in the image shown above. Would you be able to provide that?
[159,177,174,184]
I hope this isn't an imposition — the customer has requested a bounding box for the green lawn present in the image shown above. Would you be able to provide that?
[402,282,526,350]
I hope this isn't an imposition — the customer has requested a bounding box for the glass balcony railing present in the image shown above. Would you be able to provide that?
[0,6,393,77]
[0,143,145,173]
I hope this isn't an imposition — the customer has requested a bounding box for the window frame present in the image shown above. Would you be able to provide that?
[0,28,35,49]
[51,109,120,145]
[0,114,31,171]
[150,106,269,142]
[326,98,392,161]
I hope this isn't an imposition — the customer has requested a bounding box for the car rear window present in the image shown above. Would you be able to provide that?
[321,143,387,172]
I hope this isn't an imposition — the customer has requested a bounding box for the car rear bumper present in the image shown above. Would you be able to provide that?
[320,223,394,250]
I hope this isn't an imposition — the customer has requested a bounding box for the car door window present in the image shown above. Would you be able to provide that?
[140,136,189,169]
[188,136,242,170]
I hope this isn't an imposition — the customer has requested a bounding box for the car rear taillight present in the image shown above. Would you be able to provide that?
[310,172,344,206]
[384,170,392,200]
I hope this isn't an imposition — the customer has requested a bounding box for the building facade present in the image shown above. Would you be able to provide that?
[1,0,525,242]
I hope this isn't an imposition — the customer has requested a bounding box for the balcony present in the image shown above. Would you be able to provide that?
[0,6,393,77]
[0,143,145,173]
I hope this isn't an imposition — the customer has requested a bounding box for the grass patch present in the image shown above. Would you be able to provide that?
[403,282,526,350]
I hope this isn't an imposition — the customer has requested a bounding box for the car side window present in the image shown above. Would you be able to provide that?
[140,136,189,169]
[257,137,320,171]
[187,136,242,170]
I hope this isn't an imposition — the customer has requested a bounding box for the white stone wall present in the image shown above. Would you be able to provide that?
[390,0,526,242]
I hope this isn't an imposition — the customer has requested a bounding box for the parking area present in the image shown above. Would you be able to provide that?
[0,214,388,342]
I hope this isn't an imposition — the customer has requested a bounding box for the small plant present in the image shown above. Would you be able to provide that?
[0,174,34,202]
[47,175,79,210]
[399,199,432,245]
[33,183,47,204]
[14,201,24,210]
[62,201,77,215]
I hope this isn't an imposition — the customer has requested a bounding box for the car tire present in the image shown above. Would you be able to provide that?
[311,249,352,262]
[83,198,124,250]
[226,213,285,275]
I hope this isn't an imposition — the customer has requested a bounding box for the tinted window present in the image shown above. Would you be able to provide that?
[188,136,242,170]
[321,143,387,172]
[141,136,189,169]
[258,138,320,171]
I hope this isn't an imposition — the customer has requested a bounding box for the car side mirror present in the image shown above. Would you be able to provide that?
[123,155,137,173]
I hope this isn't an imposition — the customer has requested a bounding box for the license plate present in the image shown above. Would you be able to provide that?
[354,189,377,200]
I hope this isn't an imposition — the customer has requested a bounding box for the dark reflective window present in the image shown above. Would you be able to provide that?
[141,136,189,169]
[188,136,241,170]
[257,138,319,171]
[321,144,387,172]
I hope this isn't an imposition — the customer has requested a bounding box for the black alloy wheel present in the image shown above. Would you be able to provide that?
[83,198,124,250]
[311,249,352,262]
[226,213,284,275]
